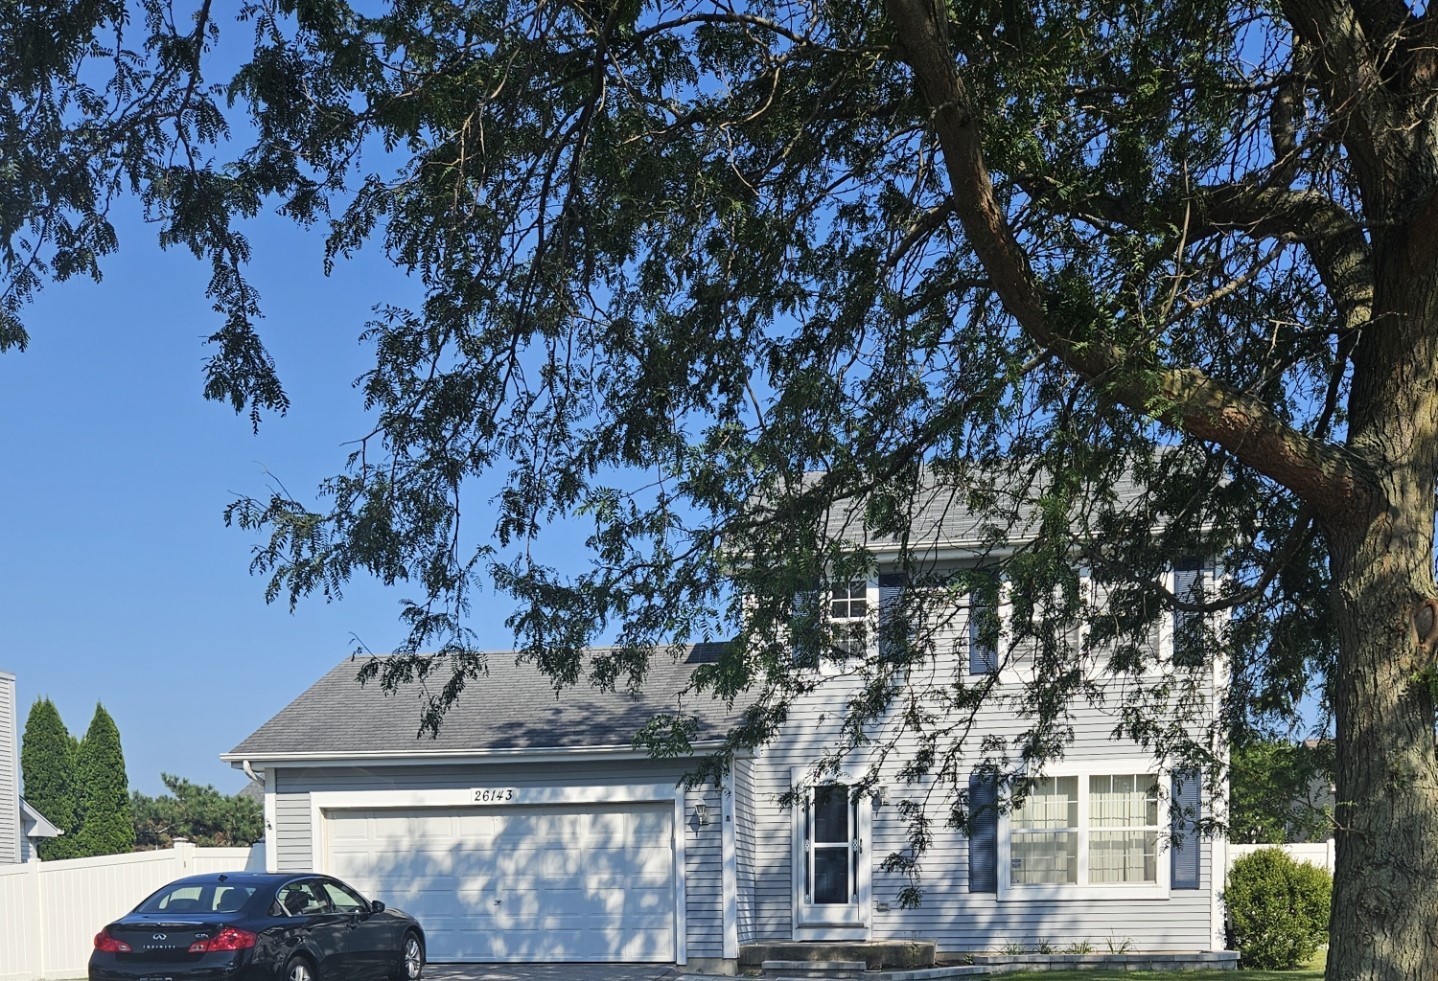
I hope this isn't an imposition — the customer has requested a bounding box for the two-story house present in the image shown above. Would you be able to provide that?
[224,479,1228,970]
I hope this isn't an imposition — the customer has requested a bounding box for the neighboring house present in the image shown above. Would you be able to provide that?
[0,670,64,863]
[224,485,1228,969]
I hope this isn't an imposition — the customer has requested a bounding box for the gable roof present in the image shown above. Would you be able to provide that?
[812,465,1154,552]
[20,798,62,839]
[224,644,739,763]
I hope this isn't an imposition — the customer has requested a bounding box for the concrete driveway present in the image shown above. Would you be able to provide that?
[426,964,696,981]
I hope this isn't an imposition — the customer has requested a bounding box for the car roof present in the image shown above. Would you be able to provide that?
[161,872,325,888]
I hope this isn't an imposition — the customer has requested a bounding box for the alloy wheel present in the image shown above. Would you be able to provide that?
[403,934,424,979]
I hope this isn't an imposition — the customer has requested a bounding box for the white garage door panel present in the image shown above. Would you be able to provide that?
[324,803,675,962]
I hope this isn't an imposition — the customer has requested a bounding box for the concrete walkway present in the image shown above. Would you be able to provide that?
[426,964,693,981]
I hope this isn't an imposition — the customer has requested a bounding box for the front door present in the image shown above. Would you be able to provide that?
[794,778,871,939]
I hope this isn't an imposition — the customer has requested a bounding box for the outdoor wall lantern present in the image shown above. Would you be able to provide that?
[694,801,711,826]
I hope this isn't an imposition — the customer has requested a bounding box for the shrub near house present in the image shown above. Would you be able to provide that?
[1225,847,1331,969]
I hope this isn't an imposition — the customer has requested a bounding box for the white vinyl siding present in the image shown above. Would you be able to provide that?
[0,673,20,866]
[742,567,1223,954]
[733,756,759,944]
[684,784,725,959]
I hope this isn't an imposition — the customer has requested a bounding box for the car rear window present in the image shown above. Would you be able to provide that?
[137,883,257,914]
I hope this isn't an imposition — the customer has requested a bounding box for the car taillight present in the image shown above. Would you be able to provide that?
[93,930,132,953]
[188,927,257,953]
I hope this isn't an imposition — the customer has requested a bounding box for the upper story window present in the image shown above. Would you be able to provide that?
[967,572,1002,674]
[829,581,868,657]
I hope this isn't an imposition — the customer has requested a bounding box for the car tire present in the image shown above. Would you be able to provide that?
[284,954,316,981]
[395,931,424,980]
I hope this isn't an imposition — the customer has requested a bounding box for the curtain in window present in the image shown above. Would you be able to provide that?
[1088,773,1159,883]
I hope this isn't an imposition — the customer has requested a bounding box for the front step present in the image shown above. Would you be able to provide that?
[762,960,869,980]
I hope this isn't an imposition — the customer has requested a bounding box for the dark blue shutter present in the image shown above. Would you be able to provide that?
[792,580,822,668]
[1171,769,1202,890]
[1173,557,1204,667]
[968,773,998,892]
[878,573,907,662]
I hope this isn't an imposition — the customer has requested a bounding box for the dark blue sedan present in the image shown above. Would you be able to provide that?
[89,872,425,981]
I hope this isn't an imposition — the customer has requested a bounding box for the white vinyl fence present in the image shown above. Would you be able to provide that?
[1227,840,1336,878]
[0,842,262,981]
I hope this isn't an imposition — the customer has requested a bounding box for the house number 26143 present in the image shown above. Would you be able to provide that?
[473,788,517,802]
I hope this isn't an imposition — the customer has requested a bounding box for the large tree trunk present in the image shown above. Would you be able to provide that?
[1328,537,1438,980]
[1325,257,1438,981]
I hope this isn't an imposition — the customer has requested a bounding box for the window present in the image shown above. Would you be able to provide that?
[1000,763,1167,899]
[809,785,854,904]
[139,885,204,913]
[1088,773,1160,883]
[320,879,369,913]
[1010,776,1078,884]
[829,581,868,657]
[273,880,330,917]
[968,572,1001,674]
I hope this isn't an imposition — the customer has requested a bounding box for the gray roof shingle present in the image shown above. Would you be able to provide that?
[226,644,738,760]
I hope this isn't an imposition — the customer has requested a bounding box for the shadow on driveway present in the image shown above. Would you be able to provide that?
[426,965,687,981]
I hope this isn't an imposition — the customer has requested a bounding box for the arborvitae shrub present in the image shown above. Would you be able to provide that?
[1225,847,1331,969]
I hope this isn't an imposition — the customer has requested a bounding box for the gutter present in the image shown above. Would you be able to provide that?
[221,740,730,769]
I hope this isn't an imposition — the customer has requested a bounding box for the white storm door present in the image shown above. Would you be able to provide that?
[794,781,871,939]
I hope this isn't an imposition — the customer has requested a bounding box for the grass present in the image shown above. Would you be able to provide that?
[986,948,1326,981]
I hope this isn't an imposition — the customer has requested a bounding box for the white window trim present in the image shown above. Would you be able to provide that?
[997,757,1172,903]
[797,578,876,675]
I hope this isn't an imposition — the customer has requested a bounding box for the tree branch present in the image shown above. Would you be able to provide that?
[883,0,1375,520]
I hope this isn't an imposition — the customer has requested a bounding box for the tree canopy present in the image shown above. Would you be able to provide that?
[72,704,135,857]
[20,698,78,860]
[1230,740,1335,844]
[131,774,264,850]
[6,2,1438,978]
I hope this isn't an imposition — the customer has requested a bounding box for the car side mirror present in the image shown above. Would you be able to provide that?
[370,900,385,913]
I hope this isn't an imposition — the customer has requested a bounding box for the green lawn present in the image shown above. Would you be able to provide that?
[987,949,1326,981]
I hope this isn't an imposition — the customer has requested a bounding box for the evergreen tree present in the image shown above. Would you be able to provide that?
[72,705,134,857]
[20,698,77,860]
[131,774,264,850]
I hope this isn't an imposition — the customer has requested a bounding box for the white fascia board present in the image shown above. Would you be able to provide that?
[19,798,62,838]
[220,741,728,768]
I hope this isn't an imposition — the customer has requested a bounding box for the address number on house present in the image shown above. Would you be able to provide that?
[472,788,518,803]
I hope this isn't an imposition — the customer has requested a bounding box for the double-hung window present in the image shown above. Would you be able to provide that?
[1000,762,1168,899]
[829,581,868,658]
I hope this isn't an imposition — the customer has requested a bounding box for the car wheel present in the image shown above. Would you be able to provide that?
[395,931,424,980]
[284,955,315,981]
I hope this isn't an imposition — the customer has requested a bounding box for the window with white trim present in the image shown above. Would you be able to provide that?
[829,581,868,657]
[967,571,1002,674]
[1010,776,1078,884]
[1088,773,1160,883]
[1002,766,1165,898]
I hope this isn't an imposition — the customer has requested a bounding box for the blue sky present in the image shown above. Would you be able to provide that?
[0,201,523,797]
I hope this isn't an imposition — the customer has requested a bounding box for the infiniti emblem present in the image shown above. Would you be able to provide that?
[153,933,167,940]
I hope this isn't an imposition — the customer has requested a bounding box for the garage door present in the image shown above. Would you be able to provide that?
[323,803,675,962]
